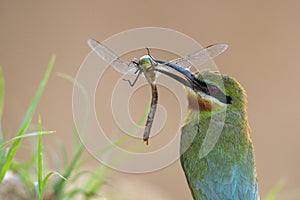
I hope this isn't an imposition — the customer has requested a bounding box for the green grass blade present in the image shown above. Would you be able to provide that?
[0,118,31,183]
[35,171,66,200]
[0,148,9,176]
[0,66,4,143]
[12,161,36,197]
[84,165,107,194]
[65,188,88,198]
[53,73,86,198]
[19,55,55,131]
[264,178,286,200]
[68,170,91,183]
[42,171,66,193]
[0,130,55,149]
[56,72,147,199]
[37,115,43,200]
[57,72,92,135]
[53,144,84,198]
[57,72,88,97]
[56,140,69,168]
[0,55,55,183]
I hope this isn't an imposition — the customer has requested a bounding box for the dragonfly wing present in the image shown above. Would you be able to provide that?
[168,57,194,69]
[169,44,228,68]
[88,39,137,74]
[202,43,228,57]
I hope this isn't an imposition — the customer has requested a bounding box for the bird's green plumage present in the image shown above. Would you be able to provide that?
[180,71,259,200]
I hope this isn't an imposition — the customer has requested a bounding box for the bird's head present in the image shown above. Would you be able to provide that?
[186,70,247,112]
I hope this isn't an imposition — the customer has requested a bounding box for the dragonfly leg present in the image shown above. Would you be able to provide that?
[129,60,139,70]
[122,69,142,87]
[133,68,139,74]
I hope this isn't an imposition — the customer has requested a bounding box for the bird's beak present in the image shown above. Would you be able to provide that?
[154,67,194,89]
[155,67,215,111]
[154,59,211,94]
[155,64,232,106]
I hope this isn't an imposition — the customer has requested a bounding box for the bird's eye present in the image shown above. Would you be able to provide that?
[208,85,218,94]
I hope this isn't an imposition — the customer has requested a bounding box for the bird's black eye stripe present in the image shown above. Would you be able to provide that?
[226,96,233,104]
[195,81,232,104]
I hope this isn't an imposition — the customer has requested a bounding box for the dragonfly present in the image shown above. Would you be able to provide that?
[88,39,228,144]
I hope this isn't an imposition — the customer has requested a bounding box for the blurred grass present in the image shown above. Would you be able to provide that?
[0,57,120,199]
[0,55,55,182]
[264,178,286,200]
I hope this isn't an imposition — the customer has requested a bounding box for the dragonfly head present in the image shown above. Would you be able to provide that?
[139,55,157,69]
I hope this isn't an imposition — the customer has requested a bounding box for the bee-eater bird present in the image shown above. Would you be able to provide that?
[178,70,259,200]
[158,67,259,200]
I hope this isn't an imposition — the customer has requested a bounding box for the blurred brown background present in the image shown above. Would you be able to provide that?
[1,0,300,199]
